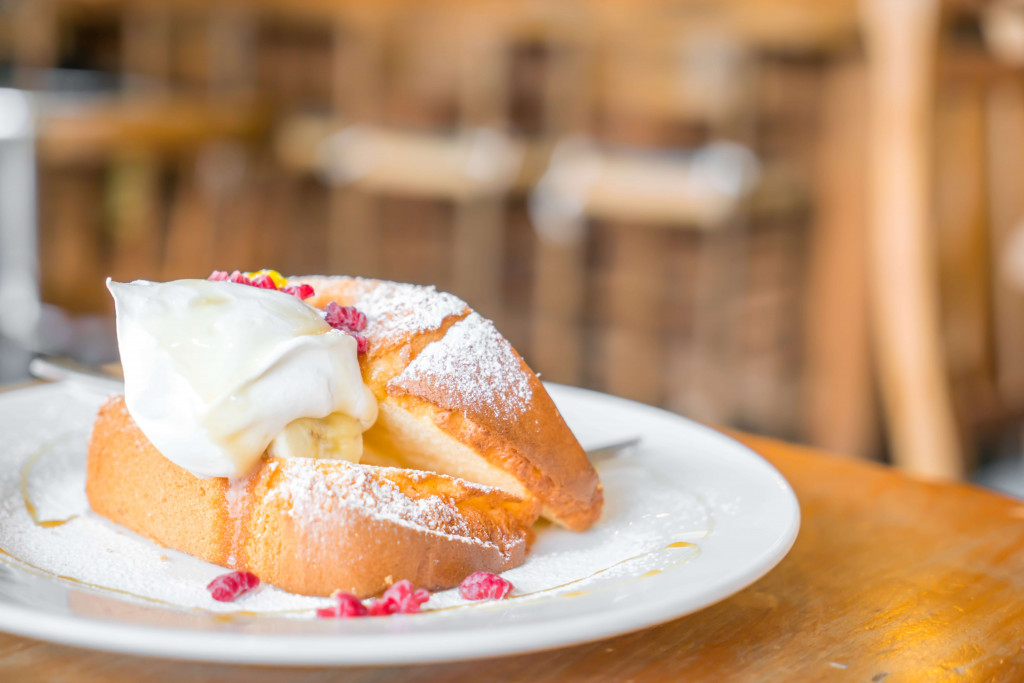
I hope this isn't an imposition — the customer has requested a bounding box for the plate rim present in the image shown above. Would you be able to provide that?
[0,381,800,665]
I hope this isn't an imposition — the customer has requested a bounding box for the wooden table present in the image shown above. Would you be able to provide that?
[2,433,1023,681]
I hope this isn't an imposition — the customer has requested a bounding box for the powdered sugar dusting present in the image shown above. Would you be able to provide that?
[349,279,467,346]
[268,459,501,551]
[390,313,533,423]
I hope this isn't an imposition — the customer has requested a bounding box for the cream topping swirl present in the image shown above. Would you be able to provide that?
[108,278,377,478]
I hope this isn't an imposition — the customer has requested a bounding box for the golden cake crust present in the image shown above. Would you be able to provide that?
[87,397,538,598]
[295,275,604,531]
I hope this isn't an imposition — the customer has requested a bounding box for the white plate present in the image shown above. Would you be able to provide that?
[0,381,798,665]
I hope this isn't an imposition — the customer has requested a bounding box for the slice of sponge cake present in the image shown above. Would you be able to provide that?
[297,276,603,531]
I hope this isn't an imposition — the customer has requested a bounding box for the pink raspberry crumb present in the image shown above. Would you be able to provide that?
[227,270,253,286]
[282,283,315,300]
[367,580,431,615]
[250,274,278,290]
[324,302,367,332]
[366,598,398,617]
[207,570,260,602]
[323,302,369,354]
[458,571,514,601]
[207,270,320,303]
[316,591,369,618]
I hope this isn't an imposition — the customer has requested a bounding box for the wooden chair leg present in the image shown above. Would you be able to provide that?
[163,159,215,281]
[986,81,1024,403]
[680,226,744,426]
[45,170,106,311]
[596,225,667,406]
[934,80,995,436]
[861,0,964,478]
[327,12,384,278]
[108,152,162,283]
[451,16,509,324]
[453,197,505,322]
[803,59,878,459]
[531,229,587,386]
[329,187,381,278]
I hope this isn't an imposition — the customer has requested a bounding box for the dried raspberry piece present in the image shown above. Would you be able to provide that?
[366,598,398,617]
[209,270,321,305]
[367,580,431,615]
[324,302,367,333]
[390,581,431,613]
[282,283,315,300]
[207,570,260,602]
[250,274,278,290]
[458,571,513,600]
[247,269,288,288]
[228,270,253,286]
[316,590,369,618]
[206,270,367,353]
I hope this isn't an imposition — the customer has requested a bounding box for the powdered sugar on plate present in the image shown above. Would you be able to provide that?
[0,382,711,617]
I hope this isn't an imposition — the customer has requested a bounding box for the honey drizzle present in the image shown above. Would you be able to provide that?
[422,541,701,614]
[0,545,311,619]
[516,541,698,599]
[19,436,78,528]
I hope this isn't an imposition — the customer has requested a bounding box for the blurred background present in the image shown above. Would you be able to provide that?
[2,0,1024,493]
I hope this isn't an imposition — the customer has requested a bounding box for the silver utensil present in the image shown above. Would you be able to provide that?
[585,436,642,461]
[29,355,124,395]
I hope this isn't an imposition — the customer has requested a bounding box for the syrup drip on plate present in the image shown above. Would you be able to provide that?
[20,436,78,528]
[0,545,311,618]
[422,541,701,614]
[9,436,310,619]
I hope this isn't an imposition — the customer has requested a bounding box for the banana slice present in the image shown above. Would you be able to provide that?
[267,412,364,463]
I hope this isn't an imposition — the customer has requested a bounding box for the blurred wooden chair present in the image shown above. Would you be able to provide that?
[983,2,1024,421]
[35,94,268,307]
[269,3,576,326]
[526,5,773,422]
[529,136,760,407]
[317,122,525,321]
[856,0,1024,479]
[11,0,268,311]
[942,0,1024,473]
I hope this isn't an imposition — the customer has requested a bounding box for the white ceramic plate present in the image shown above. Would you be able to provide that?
[0,381,798,665]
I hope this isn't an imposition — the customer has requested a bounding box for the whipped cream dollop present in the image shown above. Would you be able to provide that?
[108,278,377,478]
